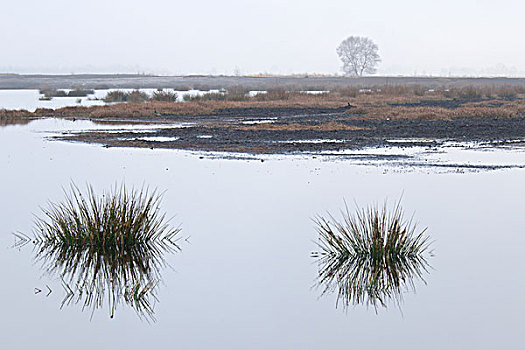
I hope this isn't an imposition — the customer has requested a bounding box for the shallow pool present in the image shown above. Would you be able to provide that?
[1,119,523,349]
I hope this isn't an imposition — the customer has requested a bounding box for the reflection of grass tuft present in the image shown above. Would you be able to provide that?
[314,200,431,310]
[31,184,180,321]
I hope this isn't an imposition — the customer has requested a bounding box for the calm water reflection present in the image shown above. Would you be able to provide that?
[19,184,180,321]
[314,203,431,310]
[2,119,525,349]
[0,117,33,127]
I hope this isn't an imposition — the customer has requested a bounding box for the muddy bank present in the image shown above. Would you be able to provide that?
[57,106,525,155]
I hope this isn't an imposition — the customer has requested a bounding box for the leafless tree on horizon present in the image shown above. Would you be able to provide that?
[337,36,381,77]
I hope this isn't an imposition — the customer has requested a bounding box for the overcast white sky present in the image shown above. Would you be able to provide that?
[1,0,524,76]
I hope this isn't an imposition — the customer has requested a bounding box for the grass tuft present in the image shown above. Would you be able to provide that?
[314,200,431,311]
[31,184,180,321]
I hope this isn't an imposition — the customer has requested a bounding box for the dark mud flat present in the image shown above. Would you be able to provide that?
[57,106,525,156]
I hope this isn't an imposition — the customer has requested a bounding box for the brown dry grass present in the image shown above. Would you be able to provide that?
[31,97,345,119]
[0,109,34,126]
[355,102,524,120]
[2,85,525,122]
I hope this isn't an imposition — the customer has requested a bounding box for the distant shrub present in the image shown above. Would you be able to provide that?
[203,92,227,101]
[182,94,194,102]
[442,89,454,98]
[458,87,482,99]
[226,92,249,101]
[413,86,426,96]
[443,87,483,100]
[183,92,226,101]
[104,90,128,103]
[67,88,95,97]
[127,90,150,103]
[174,85,194,91]
[333,87,358,98]
[497,87,518,100]
[103,90,150,103]
[151,90,178,102]
[40,89,67,98]
[225,86,250,101]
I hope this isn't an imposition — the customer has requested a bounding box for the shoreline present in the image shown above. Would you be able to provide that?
[51,106,525,156]
[2,87,525,157]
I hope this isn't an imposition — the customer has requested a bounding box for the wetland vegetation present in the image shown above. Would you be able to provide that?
[39,88,95,99]
[16,184,180,321]
[2,84,525,121]
[4,83,525,156]
[2,106,524,348]
[314,201,431,310]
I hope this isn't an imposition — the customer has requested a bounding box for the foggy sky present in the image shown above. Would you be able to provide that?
[1,0,524,76]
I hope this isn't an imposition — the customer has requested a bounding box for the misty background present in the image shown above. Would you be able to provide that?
[1,0,524,76]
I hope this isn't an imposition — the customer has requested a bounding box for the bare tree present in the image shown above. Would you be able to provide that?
[336,36,381,76]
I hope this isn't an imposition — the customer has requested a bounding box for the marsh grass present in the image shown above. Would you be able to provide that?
[314,201,431,311]
[103,90,128,103]
[30,184,180,321]
[151,90,178,102]
[127,90,150,103]
[7,83,525,121]
[0,109,33,126]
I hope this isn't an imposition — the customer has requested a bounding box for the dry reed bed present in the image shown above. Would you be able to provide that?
[356,103,525,120]
[2,85,525,123]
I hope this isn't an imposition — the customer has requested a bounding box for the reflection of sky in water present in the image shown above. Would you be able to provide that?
[314,140,525,171]
[0,89,105,111]
[1,119,525,349]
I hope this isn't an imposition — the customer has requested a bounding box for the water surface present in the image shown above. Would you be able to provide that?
[1,119,524,349]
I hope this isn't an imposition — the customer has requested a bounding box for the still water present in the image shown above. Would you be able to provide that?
[1,119,524,349]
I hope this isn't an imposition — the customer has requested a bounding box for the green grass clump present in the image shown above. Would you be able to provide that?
[35,184,178,248]
[314,201,431,310]
[31,184,180,321]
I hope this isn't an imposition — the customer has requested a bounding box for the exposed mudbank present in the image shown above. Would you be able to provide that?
[55,107,525,158]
